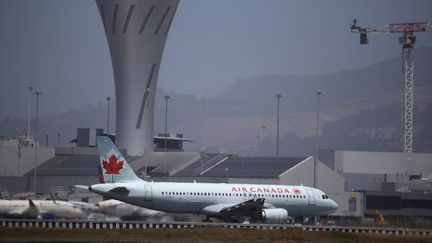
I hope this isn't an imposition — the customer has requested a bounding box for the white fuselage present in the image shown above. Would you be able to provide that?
[0,200,84,219]
[90,181,337,217]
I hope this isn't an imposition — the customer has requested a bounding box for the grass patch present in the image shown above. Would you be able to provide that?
[330,231,358,240]
[0,227,430,243]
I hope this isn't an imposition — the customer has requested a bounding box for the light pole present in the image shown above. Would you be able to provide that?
[314,90,321,188]
[45,132,48,147]
[57,133,61,146]
[26,85,33,139]
[200,149,204,175]
[262,125,266,138]
[164,95,170,152]
[275,94,282,157]
[33,90,42,195]
[256,134,260,152]
[106,97,111,134]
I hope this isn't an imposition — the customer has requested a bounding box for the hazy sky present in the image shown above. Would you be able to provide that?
[1,0,431,119]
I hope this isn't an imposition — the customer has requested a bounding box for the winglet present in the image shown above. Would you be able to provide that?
[49,193,57,204]
[28,199,35,207]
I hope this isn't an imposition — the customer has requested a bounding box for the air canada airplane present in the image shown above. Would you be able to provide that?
[0,199,85,219]
[77,136,338,223]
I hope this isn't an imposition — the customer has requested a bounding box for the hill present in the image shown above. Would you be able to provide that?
[1,47,432,155]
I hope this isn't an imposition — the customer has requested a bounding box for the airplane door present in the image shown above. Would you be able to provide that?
[307,189,315,206]
[144,185,153,201]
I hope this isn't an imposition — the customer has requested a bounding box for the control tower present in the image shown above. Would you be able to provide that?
[96,0,179,156]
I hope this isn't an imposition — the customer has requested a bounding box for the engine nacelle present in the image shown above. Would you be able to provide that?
[261,208,288,224]
[39,212,56,220]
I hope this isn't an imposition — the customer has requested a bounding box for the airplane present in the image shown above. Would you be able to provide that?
[0,199,86,219]
[76,136,338,223]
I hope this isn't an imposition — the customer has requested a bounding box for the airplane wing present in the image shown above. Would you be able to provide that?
[201,198,268,222]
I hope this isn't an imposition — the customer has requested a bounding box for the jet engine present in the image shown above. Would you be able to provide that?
[39,212,56,219]
[261,208,288,224]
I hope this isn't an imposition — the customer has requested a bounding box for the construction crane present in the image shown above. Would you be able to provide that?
[350,19,432,153]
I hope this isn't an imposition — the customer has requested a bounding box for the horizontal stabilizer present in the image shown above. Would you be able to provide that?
[72,185,90,191]
[108,187,130,196]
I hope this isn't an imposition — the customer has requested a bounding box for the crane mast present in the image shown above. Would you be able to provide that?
[350,20,432,153]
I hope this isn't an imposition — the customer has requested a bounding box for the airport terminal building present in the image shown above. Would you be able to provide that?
[1,132,431,219]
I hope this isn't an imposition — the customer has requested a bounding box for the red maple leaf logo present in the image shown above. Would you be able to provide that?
[294,188,301,194]
[102,154,124,175]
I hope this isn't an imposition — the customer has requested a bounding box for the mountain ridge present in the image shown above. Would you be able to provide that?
[1,47,432,155]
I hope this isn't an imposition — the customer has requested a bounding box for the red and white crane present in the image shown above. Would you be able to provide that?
[350,19,432,153]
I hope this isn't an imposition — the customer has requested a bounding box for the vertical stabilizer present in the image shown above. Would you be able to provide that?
[96,136,141,183]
